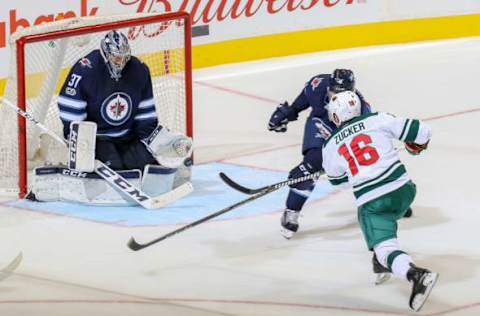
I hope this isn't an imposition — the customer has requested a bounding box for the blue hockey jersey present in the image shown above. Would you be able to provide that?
[57,50,158,140]
[290,74,371,131]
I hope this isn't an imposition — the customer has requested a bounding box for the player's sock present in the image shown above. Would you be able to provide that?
[389,251,413,280]
[285,187,313,211]
[374,238,413,280]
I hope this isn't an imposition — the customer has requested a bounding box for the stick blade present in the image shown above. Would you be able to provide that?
[0,252,23,282]
[149,182,194,209]
[127,237,144,251]
[219,172,258,194]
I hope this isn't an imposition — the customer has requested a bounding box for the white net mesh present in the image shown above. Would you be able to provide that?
[0,13,190,195]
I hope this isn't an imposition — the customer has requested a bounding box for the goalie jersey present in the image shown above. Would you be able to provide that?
[57,50,158,139]
[322,112,432,206]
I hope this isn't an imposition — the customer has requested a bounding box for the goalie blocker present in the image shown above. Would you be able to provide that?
[68,121,96,172]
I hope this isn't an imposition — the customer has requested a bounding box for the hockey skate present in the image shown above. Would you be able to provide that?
[280,209,300,239]
[372,253,392,285]
[407,263,439,312]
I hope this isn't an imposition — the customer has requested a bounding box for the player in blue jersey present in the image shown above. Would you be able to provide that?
[268,69,374,238]
[57,30,161,171]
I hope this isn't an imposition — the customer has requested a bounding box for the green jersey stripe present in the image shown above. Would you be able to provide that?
[353,160,401,190]
[404,119,420,142]
[328,175,349,185]
[328,173,347,179]
[399,119,411,141]
[353,165,407,199]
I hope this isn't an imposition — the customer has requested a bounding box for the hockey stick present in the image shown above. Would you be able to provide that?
[128,185,279,251]
[93,160,193,209]
[219,146,407,195]
[0,97,192,209]
[219,170,324,195]
[0,252,22,282]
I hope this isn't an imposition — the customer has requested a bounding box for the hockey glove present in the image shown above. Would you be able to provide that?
[268,102,298,133]
[405,140,429,155]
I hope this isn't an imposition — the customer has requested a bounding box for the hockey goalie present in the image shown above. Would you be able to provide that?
[30,30,193,206]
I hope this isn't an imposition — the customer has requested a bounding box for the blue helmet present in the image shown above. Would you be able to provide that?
[329,69,355,93]
[100,30,131,80]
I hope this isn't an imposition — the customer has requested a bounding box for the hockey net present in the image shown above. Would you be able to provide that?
[0,12,192,197]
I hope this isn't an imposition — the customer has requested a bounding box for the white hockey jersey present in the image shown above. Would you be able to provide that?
[322,112,432,206]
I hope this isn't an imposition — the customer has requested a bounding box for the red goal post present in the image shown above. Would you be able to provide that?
[0,11,193,197]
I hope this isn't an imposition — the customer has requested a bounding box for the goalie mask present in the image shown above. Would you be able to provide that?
[100,30,131,81]
[328,69,355,94]
[326,91,361,127]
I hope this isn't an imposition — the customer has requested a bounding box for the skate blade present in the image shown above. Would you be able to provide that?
[280,228,294,239]
[411,272,439,312]
[375,273,391,285]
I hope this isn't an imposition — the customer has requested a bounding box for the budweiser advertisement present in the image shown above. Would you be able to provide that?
[1,0,479,77]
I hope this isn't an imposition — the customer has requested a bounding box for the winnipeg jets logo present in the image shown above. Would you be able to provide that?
[101,92,132,126]
[311,77,323,90]
[110,101,125,117]
[79,57,92,68]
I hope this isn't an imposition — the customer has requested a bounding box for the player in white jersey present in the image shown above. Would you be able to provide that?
[321,91,438,312]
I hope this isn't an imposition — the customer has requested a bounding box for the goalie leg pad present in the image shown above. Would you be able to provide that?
[69,121,97,172]
[143,125,193,168]
[32,166,142,206]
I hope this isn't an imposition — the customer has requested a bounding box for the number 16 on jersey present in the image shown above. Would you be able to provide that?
[338,134,379,175]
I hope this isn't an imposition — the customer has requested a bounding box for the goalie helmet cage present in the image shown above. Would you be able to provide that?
[0,11,193,198]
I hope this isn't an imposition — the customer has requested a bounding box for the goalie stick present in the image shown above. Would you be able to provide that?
[219,170,324,195]
[0,97,192,209]
[0,252,22,282]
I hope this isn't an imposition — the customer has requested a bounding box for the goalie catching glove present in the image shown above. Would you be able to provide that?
[143,125,193,168]
[405,140,429,155]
